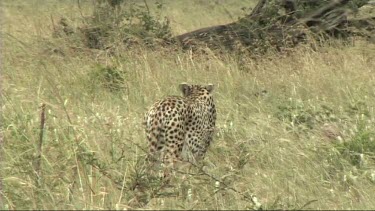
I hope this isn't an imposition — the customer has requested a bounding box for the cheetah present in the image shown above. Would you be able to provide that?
[144,83,216,176]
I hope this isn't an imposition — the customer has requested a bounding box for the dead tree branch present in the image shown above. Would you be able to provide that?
[172,0,374,53]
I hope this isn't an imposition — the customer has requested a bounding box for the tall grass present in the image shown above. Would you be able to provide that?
[1,0,375,209]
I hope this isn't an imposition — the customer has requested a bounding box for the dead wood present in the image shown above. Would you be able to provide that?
[172,0,375,53]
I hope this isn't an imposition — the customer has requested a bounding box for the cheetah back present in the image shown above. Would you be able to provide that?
[144,83,216,166]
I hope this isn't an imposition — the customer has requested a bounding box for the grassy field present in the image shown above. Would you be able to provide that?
[1,0,375,210]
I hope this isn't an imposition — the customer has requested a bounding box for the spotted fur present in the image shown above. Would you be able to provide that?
[144,83,216,174]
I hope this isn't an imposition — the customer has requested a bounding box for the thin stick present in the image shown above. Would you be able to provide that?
[50,15,56,34]
[36,103,46,187]
[143,0,150,14]
[77,0,86,22]
[0,135,3,208]
[0,6,4,206]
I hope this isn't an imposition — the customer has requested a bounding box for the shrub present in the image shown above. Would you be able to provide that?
[89,64,126,92]
[79,0,172,49]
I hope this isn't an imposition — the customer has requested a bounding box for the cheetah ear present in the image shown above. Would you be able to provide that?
[179,83,190,96]
[206,84,214,93]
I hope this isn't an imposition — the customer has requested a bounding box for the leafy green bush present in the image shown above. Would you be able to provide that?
[80,0,172,49]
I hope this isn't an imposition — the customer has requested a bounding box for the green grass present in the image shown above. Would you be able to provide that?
[1,0,375,210]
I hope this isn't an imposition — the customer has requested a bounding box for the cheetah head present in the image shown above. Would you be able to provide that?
[179,83,214,97]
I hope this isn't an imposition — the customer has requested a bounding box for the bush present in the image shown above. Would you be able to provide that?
[89,64,126,92]
[79,0,172,49]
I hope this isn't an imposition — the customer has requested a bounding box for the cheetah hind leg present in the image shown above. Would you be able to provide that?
[144,151,166,182]
[161,155,176,183]
[162,152,186,185]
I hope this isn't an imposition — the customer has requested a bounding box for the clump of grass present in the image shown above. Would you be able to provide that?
[275,98,337,132]
[89,64,127,92]
[334,119,375,167]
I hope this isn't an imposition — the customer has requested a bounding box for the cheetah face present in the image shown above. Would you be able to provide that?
[179,83,214,97]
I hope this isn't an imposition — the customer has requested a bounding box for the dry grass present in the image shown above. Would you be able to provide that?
[1,0,375,210]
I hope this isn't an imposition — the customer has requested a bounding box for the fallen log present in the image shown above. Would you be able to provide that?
[172,0,375,53]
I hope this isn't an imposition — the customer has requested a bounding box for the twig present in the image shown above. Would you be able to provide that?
[299,199,318,210]
[0,12,4,204]
[143,0,150,15]
[77,0,86,23]
[0,130,3,207]
[36,103,46,188]
[50,15,56,34]
[248,0,268,19]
